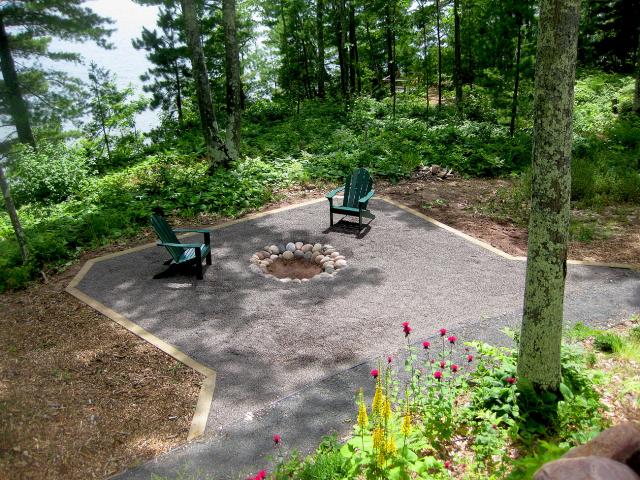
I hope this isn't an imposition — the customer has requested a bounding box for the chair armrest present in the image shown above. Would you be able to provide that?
[173,228,212,234]
[157,242,203,249]
[359,189,375,205]
[325,186,345,199]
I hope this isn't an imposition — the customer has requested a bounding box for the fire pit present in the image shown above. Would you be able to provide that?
[250,242,347,283]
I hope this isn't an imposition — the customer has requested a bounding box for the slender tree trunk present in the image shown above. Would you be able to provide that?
[174,62,184,124]
[336,0,347,96]
[423,24,430,119]
[180,0,229,169]
[510,15,523,137]
[317,0,326,98]
[92,87,113,163]
[454,0,462,111]
[385,2,396,104]
[436,0,442,108]
[0,162,28,263]
[365,20,381,89]
[348,1,357,95]
[0,16,36,149]
[634,29,640,114]
[223,0,242,160]
[517,0,581,393]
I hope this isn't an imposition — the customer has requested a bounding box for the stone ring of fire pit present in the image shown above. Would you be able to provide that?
[249,242,347,283]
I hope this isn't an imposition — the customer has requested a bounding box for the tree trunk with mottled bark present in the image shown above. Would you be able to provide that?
[454,0,462,112]
[0,16,36,149]
[0,162,28,263]
[180,0,229,169]
[385,2,395,105]
[335,0,347,97]
[634,31,640,114]
[436,0,442,108]
[348,1,358,95]
[517,0,581,393]
[317,0,326,98]
[510,15,523,137]
[223,0,242,160]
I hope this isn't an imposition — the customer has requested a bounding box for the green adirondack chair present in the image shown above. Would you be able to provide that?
[325,167,375,231]
[151,214,212,279]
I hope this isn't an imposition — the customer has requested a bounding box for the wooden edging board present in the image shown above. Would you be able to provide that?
[66,195,639,441]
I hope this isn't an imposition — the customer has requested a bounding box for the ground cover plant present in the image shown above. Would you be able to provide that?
[246,318,640,480]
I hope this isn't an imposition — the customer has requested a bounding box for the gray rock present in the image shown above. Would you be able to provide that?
[295,242,304,250]
[270,255,279,260]
[294,250,304,258]
[304,252,313,260]
[286,242,296,252]
[335,259,347,268]
[312,243,323,252]
[314,255,325,264]
[269,245,280,254]
[302,244,313,253]
[534,457,640,480]
[283,251,294,260]
[564,422,640,471]
[324,266,335,274]
[323,261,335,270]
[278,244,286,253]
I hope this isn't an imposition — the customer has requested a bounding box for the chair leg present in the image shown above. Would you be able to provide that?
[330,210,334,226]
[195,249,203,280]
[206,250,212,265]
[359,211,363,231]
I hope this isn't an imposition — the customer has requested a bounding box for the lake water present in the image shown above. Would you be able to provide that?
[51,0,160,132]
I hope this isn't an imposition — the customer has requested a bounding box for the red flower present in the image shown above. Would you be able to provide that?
[251,471,267,480]
[430,359,435,364]
[371,369,379,379]
[467,354,474,362]
[440,360,446,368]
[439,328,447,336]
[273,434,281,445]
[402,321,412,337]
[506,377,517,385]
[451,364,459,373]
[387,356,393,364]
[448,335,457,344]
[422,341,430,349]
[444,460,452,470]
[434,371,443,380]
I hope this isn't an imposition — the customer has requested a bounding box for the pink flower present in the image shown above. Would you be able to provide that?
[451,364,459,373]
[467,354,474,362]
[402,321,412,337]
[448,335,457,344]
[251,471,267,480]
[506,377,517,385]
[387,355,393,364]
[422,341,430,349]
[444,460,452,470]
[273,434,281,445]
[439,328,447,336]
[434,371,442,380]
[371,369,379,379]
[430,359,435,364]
[440,360,446,368]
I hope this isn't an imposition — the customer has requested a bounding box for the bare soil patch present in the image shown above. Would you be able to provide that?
[267,258,323,280]
[0,268,202,480]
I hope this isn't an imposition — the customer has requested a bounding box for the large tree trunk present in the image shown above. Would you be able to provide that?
[517,0,581,393]
[454,0,462,111]
[436,0,442,108]
[0,16,36,149]
[180,0,229,169]
[0,162,28,263]
[316,0,326,98]
[223,0,242,160]
[510,15,523,137]
[174,62,184,124]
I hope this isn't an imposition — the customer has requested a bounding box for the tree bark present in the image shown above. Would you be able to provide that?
[316,0,326,98]
[385,2,396,102]
[510,15,523,137]
[454,0,462,111]
[223,0,242,160]
[335,0,347,97]
[0,162,28,263]
[436,0,442,108]
[517,0,581,393]
[0,16,36,149]
[348,1,358,95]
[634,29,640,114]
[174,61,184,124]
[180,0,229,168]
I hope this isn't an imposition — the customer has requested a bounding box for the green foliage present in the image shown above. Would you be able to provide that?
[8,142,90,205]
[593,333,624,353]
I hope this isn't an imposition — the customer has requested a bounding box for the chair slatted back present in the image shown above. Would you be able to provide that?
[151,215,182,262]
[342,168,373,209]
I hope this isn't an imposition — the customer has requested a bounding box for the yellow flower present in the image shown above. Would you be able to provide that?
[385,436,397,456]
[372,427,385,451]
[372,378,383,417]
[357,400,369,429]
[382,396,392,421]
[377,448,386,468]
[401,411,411,436]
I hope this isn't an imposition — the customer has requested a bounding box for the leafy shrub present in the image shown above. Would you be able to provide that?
[593,333,624,353]
[9,142,91,205]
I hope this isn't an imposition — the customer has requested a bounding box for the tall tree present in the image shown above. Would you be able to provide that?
[635,29,640,114]
[517,0,581,392]
[435,0,442,108]
[453,0,462,111]
[132,3,190,123]
[223,0,243,160]
[509,11,524,136]
[0,1,112,148]
[180,0,230,168]
[385,1,396,106]
[316,0,326,97]
[334,0,348,96]
[348,1,359,94]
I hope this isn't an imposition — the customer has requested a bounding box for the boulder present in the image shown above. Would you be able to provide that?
[534,457,640,480]
[564,423,640,470]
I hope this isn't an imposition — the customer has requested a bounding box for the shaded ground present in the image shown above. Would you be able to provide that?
[72,199,639,479]
[0,270,202,480]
